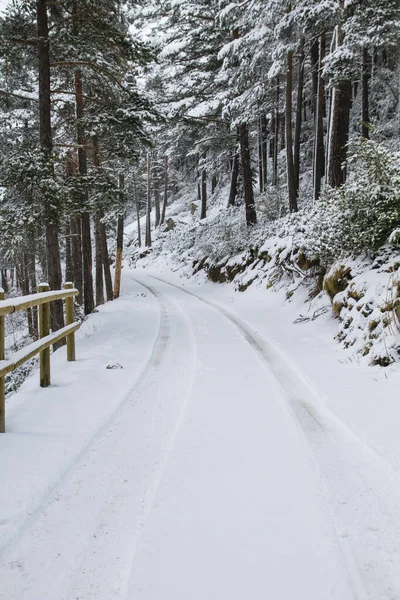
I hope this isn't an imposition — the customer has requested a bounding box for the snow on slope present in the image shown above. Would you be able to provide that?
[1,270,400,598]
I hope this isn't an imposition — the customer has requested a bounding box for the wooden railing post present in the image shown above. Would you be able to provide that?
[38,283,51,387]
[0,288,5,433]
[64,282,76,361]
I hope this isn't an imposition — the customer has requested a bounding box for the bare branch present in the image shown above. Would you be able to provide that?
[0,89,39,102]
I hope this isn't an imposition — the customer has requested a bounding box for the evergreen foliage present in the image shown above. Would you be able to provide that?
[0,0,399,321]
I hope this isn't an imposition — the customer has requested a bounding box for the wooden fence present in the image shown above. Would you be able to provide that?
[0,282,80,433]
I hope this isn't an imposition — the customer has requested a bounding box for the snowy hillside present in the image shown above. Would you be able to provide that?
[126,179,400,368]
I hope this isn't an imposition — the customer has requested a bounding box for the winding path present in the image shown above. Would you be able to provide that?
[1,274,399,599]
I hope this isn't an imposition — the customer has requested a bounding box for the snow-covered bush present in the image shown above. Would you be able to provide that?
[257,185,288,221]
[306,139,400,261]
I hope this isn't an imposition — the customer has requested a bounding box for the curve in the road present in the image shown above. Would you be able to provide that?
[148,274,400,600]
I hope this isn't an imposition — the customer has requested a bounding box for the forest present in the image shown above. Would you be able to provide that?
[0,0,399,341]
[2,3,400,596]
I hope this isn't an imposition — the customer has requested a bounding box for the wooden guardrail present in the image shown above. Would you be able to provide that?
[0,282,80,433]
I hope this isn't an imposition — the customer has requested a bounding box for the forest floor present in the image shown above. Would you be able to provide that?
[1,269,400,599]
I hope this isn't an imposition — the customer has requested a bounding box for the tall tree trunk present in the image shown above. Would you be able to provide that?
[70,215,83,305]
[258,115,268,193]
[228,132,240,206]
[91,136,112,302]
[66,151,82,302]
[362,47,371,139]
[145,153,152,247]
[294,40,305,195]
[136,201,142,246]
[273,77,280,185]
[327,83,352,187]
[92,136,104,306]
[37,0,64,341]
[327,11,352,188]
[99,213,113,302]
[94,214,104,306]
[1,270,9,294]
[261,113,268,190]
[133,174,142,246]
[16,263,23,292]
[113,174,124,299]
[160,156,168,225]
[72,0,93,315]
[22,253,34,338]
[280,114,286,150]
[286,51,298,212]
[239,123,257,225]
[80,214,94,314]
[211,173,217,194]
[74,68,94,315]
[310,39,319,116]
[201,163,207,220]
[258,121,263,193]
[313,33,326,201]
[154,174,161,227]
[28,253,38,339]
[65,218,73,283]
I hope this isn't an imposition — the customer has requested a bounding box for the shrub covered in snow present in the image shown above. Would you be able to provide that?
[304,139,400,261]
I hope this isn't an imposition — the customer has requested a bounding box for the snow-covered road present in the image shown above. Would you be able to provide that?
[1,273,399,599]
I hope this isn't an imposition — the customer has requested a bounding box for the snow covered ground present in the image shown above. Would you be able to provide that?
[1,268,400,599]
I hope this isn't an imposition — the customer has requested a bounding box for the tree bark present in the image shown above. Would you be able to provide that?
[80,213,94,314]
[145,153,152,247]
[294,40,305,195]
[273,77,280,185]
[70,215,83,305]
[1,271,8,294]
[228,132,240,206]
[100,213,113,302]
[260,113,268,190]
[72,0,93,314]
[16,263,23,292]
[362,47,371,139]
[65,218,73,283]
[160,156,168,225]
[239,123,257,225]
[154,173,161,227]
[22,254,34,338]
[92,136,104,306]
[310,39,319,116]
[94,213,104,306]
[327,10,352,188]
[211,173,217,194]
[313,33,326,201]
[37,0,64,340]
[285,51,298,212]
[113,174,124,299]
[201,164,207,220]
[258,121,263,193]
[327,82,352,187]
[28,253,38,339]
[74,68,94,315]
[66,151,82,302]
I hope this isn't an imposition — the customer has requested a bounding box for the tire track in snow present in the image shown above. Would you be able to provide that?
[0,278,199,600]
[0,280,173,598]
[67,278,198,600]
[110,276,201,600]
[148,274,400,600]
